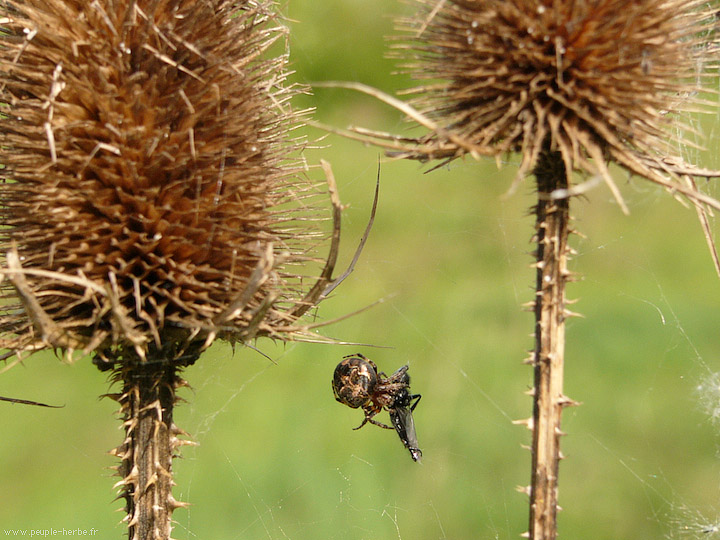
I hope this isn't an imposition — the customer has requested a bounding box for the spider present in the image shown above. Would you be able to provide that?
[332,353,422,462]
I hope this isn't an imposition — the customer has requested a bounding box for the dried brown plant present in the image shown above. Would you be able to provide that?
[318,1,720,539]
[344,0,720,210]
[0,1,351,539]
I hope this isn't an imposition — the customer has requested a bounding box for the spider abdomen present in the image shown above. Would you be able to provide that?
[332,354,378,409]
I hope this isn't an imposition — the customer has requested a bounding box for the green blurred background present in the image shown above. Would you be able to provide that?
[3,1,720,539]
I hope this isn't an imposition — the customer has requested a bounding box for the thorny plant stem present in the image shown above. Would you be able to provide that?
[529,147,573,540]
[112,360,188,540]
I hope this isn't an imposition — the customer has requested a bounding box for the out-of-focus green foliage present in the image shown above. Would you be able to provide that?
[3,2,720,539]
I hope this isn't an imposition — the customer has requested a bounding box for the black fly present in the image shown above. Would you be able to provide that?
[388,386,422,462]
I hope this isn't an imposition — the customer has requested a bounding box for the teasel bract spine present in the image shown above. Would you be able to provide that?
[0,1,343,538]
[332,1,720,538]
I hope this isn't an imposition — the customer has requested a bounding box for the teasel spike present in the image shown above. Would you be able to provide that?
[0,1,361,539]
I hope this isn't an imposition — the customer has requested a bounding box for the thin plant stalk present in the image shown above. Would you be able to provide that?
[527,147,575,540]
[109,353,193,540]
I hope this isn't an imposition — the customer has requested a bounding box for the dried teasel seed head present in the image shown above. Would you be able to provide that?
[0,0,338,366]
[391,0,720,200]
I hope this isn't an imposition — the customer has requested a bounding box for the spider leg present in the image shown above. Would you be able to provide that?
[386,365,409,382]
[354,407,394,430]
[354,404,381,430]
[367,417,394,430]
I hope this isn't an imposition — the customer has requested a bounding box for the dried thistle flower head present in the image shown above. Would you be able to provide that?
[383,0,720,206]
[0,0,337,366]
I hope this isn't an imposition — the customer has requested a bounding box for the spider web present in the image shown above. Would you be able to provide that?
[1,93,718,540]
[3,2,720,540]
[167,137,720,540]
[169,21,720,534]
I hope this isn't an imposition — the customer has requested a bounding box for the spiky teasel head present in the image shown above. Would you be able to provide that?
[0,0,338,368]
[379,0,720,206]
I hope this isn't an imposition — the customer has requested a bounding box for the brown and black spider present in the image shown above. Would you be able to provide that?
[332,353,422,462]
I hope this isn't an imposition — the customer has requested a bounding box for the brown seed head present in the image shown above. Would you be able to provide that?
[392,0,718,191]
[0,1,334,364]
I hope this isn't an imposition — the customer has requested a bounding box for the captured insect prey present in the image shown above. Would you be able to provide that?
[332,354,422,462]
